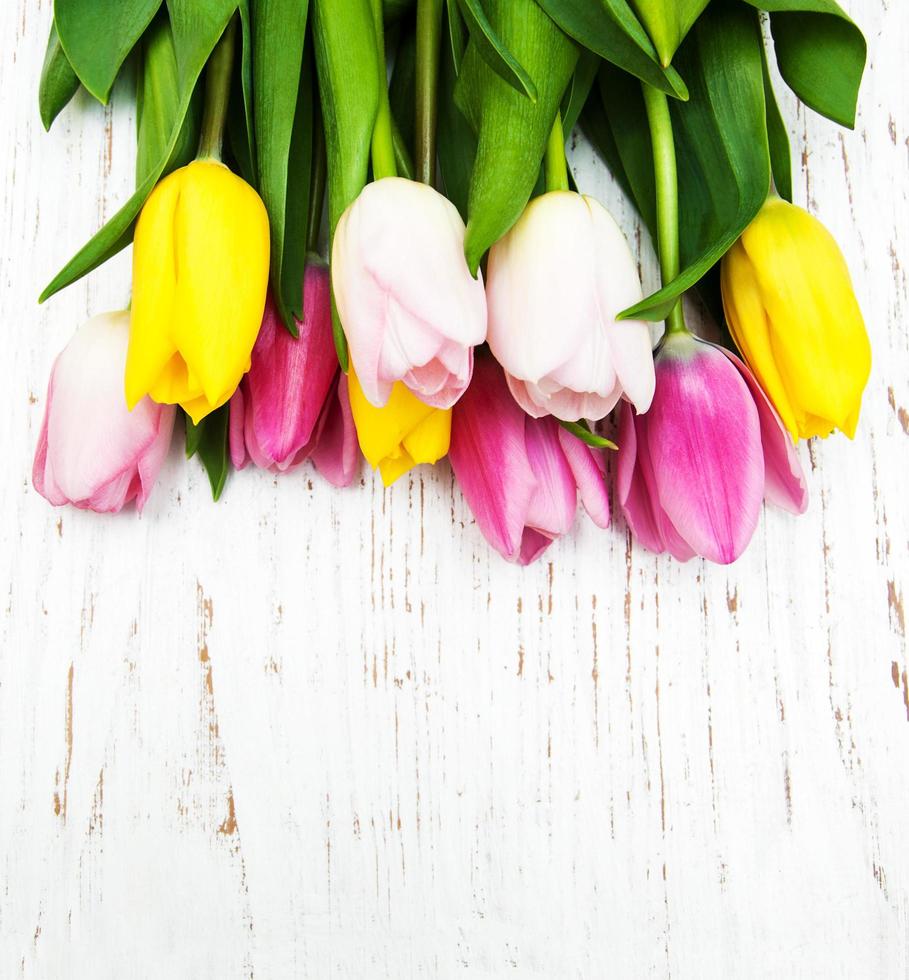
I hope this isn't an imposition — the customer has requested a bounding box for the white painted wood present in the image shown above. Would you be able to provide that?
[1,1,907,976]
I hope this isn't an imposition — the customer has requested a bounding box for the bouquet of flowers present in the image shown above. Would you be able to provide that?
[33,0,870,566]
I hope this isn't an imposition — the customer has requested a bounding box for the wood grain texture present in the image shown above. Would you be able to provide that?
[1,1,907,976]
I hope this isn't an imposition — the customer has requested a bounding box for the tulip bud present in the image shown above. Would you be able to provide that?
[449,357,610,565]
[721,196,871,440]
[33,312,175,513]
[331,176,487,410]
[126,160,270,424]
[485,191,655,423]
[347,366,451,487]
[617,332,808,564]
[228,266,359,487]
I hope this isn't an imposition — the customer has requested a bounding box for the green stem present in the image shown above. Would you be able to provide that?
[196,17,237,162]
[641,82,686,335]
[544,112,569,193]
[414,0,443,185]
[370,0,397,181]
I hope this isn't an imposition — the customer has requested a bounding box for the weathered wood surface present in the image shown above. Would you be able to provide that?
[1,1,907,977]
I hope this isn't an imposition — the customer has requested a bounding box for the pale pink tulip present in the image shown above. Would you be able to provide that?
[331,177,487,409]
[449,357,610,565]
[33,311,175,513]
[486,191,655,422]
[617,332,808,564]
[229,267,359,487]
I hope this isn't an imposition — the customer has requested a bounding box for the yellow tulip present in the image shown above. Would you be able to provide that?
[721,196,870,441]
[126,160,269,424]
[347,367,451,486]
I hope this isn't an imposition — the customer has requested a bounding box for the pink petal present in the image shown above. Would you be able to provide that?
[135,405,176,511]
[720,347,809,515]
[556,425,610,529]
[523,416,578,539]
[244,271,338,468]
[647,335,764,564]
[312,374,360,488]
[229,386,248,470]
[449,358,537,563]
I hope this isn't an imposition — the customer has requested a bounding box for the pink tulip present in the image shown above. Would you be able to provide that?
[617,332,808,564]
[228,266,359,487]
[449,357,610,565]
[486,191,655,422]
[33,311,175,513]
[331,177,487,410]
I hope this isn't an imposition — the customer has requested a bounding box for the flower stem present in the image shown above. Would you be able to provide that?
[197,17,237,162]
[641,83,686,335]
[370,0,397,181]
[544,112,569,193]
[415,0,442,185]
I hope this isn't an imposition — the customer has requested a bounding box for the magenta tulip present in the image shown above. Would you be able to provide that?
[33,311,175,513]
[617,332,808,564]
[229,265,359,487]
[449,357,610,564]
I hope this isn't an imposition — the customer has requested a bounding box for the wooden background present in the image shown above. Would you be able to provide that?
[2,1,907,976]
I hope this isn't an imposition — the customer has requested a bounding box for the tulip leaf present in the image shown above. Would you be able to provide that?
[438,23,476,220]
[742,0,866,128]
[54,0,163,104]
[455,0,538,102]
[604,4,771,321]
[136,12,202,186]
[560,48,599,138]
[40,0,240,303]
[578,83,637,208]
[456,0,579,274]
[389,25,417,163]
[628,0,710,68]
[38,23,81,131]
[446,0,467,73]
[252,0,310,331]
[312,0,381,368]
[559,420,618,451]
[533,0,689,100]
[760,40,792,202]
[184,405,231,501]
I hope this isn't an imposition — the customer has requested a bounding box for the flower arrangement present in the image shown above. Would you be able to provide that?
[34,0,870,566]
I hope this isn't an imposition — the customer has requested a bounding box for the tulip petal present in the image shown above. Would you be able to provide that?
[647,335,764,565]
[311,375,360,488]
[228,387,248,470]
[449,358,537,563]
[524,417,577,539]
[557,426,610,529]
[721,347,809,515]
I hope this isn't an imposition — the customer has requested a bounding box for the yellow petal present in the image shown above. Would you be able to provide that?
[402,404,451,464]
[737,197,871,439]
[126,168,182,408]
[378,450,417,486]
[172,161,270,410]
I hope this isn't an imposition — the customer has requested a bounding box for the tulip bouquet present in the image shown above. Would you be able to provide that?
[34,0,871,565]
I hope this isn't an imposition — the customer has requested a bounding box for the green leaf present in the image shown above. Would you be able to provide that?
[384,0,415,18]
[438,24,476,220]
[560,48,599,137]
[760,38,791,201]
[611,4,771,321]
[456,0,578,273]
[742,0,866,129]
[38,22,80,130]
[578,84,637,207]
[136,11,202,186]
[446,0,467,73]
[54,0,163,103]
[455,0,538,102]
[628,0,710,67]
[252,0,310,331]
[558,419,618,451]
[533,0,688,100]
[40,0,239,303]
[184,405,231,501]
[312,0,381,369]
[389,25,417,161]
